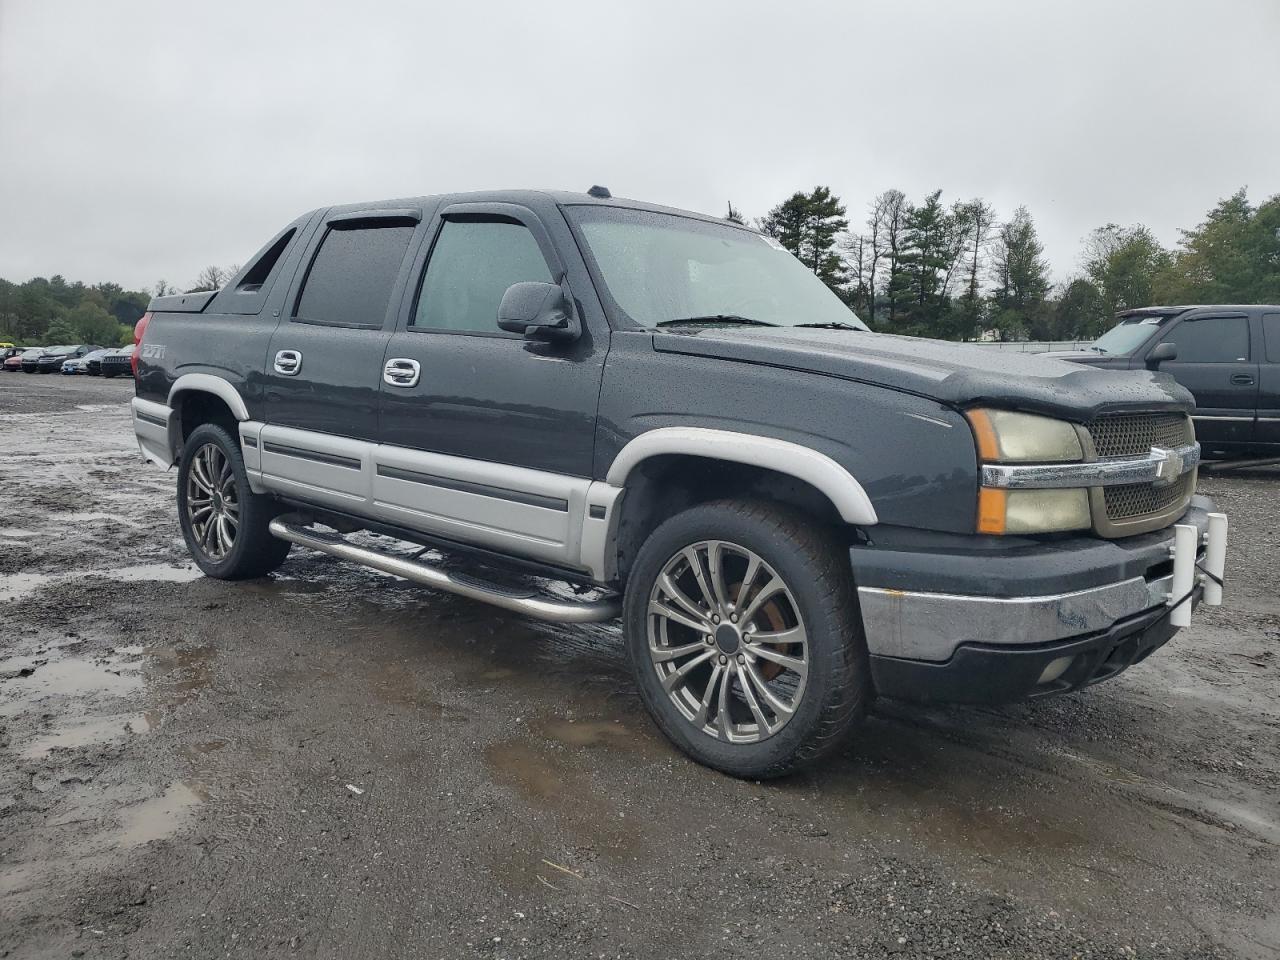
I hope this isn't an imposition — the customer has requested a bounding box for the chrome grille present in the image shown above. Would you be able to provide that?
[1086,412,1195,532]
[1087,413,1192,459]
[1103,473,1194,521]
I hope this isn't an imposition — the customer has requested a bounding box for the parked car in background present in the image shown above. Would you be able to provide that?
[20,348,47,373]
[63,348,113,375]
[1,346,29,369]
[5,348,39,372]
[34,344,104,374]
[86,350,109,376]
[100,344,135,378]
[1047,305,1280,459]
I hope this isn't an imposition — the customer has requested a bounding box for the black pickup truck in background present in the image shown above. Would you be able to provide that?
[128,188,1230,778]
[1046,305,1280,459]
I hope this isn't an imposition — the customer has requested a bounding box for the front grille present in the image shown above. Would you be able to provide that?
[1103,473,1194,521]
[1087,412,1191,458]
[1086,412,1195,532]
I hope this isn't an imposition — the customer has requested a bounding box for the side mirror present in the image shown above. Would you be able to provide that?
[497,281,579,341]
[1145,341,1177,370]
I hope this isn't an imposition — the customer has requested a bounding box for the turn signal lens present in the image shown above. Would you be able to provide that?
[965,408,1083,462]
[979,487,1090,535]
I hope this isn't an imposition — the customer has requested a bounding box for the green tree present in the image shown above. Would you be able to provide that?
[1052,277,1106,339]
[1161,188,1280,303]
[989,206,1050,341]
[760,186,849,290]
[725,202,745,225]
[1081,224,1171,336]
[68,302,124,345]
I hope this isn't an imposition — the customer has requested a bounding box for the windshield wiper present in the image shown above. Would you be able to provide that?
[1090,345,1108,354]
[654,315,778,328]
[793,321,863,331]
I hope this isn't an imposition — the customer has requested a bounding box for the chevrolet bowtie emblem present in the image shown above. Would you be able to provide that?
[1150,446,1184,488]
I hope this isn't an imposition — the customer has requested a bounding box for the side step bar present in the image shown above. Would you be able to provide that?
[268,517,621,624]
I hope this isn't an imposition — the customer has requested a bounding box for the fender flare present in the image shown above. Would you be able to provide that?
[604,427,878,526]
[167,373,251,422]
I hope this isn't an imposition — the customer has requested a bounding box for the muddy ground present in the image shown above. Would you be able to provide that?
[1,373,1277,960]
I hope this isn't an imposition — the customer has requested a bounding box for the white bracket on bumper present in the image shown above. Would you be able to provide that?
[1168,512,1228,627]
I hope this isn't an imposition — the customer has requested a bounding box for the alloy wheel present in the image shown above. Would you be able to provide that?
[647,540,808,744]
[186,443,239,561]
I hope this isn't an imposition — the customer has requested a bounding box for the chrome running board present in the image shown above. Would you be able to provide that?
[268,517,621,624]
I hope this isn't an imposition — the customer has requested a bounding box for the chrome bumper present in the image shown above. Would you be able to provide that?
[858,572,1189,662]
[858,510,1224,664]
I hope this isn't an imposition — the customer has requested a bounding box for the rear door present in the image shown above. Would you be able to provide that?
[1141,312,1258,448]
[258,209,422,509]
[373,199,609,568]
[1257,311,1280,448]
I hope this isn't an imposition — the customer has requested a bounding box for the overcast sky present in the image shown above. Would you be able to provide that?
[2,0,1277,294]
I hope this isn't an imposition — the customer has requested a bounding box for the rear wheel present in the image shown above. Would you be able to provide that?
[177,423,290,579]
[623,499,870,779]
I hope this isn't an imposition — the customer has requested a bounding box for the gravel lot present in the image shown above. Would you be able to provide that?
[2,374,1278,959]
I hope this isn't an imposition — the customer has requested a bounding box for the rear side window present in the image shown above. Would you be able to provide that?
[412,220,552,334]
[295,224,415,327]
[1159,316,1250,363]
[1264,313,1280,363]
[237,229,295,293]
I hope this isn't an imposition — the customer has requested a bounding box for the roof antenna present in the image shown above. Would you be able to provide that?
[587,185,612,198]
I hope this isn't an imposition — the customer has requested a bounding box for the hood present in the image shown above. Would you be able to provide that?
[652,327,1193,421]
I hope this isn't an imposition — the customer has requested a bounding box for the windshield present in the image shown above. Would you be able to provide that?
[568,206,869,331]
[1090,315,1170,355]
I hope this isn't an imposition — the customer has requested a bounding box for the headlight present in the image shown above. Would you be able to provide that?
[977,488,1091,534]
[965,408,1083,462]
[967,408,1089,535]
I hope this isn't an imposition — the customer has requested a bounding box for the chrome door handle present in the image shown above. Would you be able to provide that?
[274,350,302,376]
[383,358,421,388]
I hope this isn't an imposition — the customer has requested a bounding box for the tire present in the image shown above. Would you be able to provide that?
[176,423,291,579]
[623,499,870,779]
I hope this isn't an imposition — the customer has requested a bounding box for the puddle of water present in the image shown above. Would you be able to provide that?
[0,572,55,603]
[535,717,643,751]
[115,782,204,847]
[20,712,152,759]
[0,562,202,603]
[0,651,144,715]
[483,738,641,864]
[144,645,215,706]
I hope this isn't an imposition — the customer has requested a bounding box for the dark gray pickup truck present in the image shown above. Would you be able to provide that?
[131,188,1229,778]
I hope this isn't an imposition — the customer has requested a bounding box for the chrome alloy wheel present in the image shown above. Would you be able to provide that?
[186,443,239,561]
[647,540,808,744]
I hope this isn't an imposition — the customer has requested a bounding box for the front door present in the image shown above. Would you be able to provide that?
[374,200,609,567]
[1143,312,1258,449]
[258,210,420,509]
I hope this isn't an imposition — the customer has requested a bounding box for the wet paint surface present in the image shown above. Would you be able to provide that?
[2,375,1279,959]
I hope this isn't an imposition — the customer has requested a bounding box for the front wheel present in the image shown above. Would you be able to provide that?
[177,423,291,579]
[623,499,870,779]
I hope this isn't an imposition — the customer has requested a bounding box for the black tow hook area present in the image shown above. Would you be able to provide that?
[868,602,1184,705]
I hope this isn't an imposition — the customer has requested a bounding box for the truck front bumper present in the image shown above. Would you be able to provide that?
[854,495,1219,704]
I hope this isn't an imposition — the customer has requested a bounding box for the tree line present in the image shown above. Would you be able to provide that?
[753,185,1280,341]
[4,188,1276,347]
[0,266,240,347]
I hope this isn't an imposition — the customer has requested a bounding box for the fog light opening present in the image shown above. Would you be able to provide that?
[1037,656,1075,686]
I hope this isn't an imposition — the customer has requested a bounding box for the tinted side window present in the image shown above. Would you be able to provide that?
[295,224,414,327]
[1264,313,1280,363]
[1160,316,1250,363]
[413,220,552,333]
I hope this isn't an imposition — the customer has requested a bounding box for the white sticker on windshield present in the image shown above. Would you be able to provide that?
[1140,316,1161,325]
